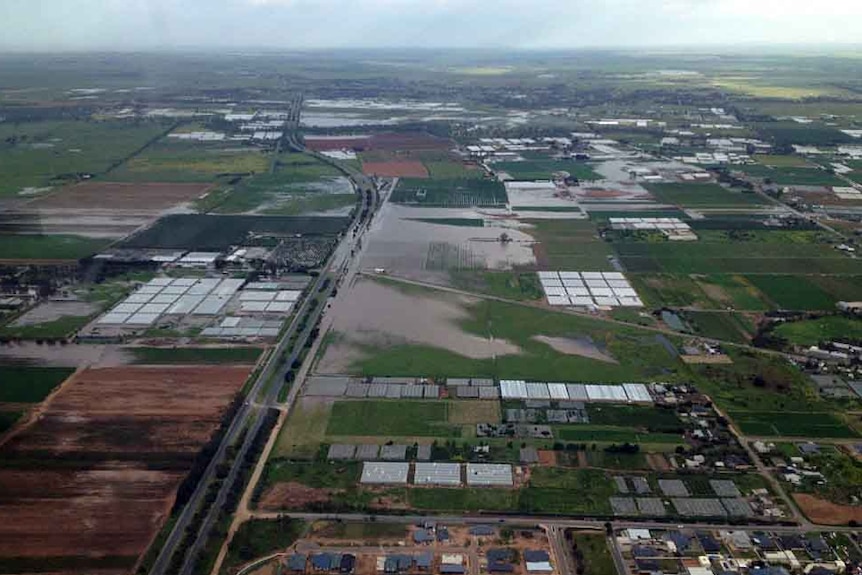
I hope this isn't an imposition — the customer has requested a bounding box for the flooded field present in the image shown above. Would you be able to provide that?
[532,335,618,363]
[360,203,537,284]
[315,278,520,374]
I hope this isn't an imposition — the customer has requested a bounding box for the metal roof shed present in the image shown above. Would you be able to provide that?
[360,462,409,484]
[414,462,461,486]
[466,463,513,486]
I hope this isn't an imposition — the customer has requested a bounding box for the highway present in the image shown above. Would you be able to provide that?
[148,128,377,575]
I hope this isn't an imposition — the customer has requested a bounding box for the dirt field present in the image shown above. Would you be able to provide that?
[362,161,429,178]
[305,136,373,151]
[794,493,862,525]
[11,300,99,326]
[259,482,334,509]
[537,450,557,466]
[369,133,452,151]
[0,365,251,573]
[680,354,733,364]
[448,400,501,424]
[30,181,212,211]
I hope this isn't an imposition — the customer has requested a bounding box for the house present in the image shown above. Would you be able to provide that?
[311,554,339,572]
[636,558,662,574]
[286,554,307,573]
[437,526,450,542]
[441,566,466,575]
[665,531,692,553]
[696,533,721,554]
[416,553,432,571]
[798,443,821,456]
[413,529,432,544]
[339,555,355,574]
[525,551,551,563]
[470,525,496,537]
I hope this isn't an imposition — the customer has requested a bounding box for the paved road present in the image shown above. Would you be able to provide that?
[148,137,376,575]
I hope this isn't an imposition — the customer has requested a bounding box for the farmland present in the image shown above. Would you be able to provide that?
[29,181,212,212]
[0,365,251,573]
[0,234,111,261]
[390,178,507,207]
[0,120,170,197]
[773,316,862,347]
[108,141,270,182]
[728,410,858,439]
[644,183,765,208]
[0,366,73,403]
[127,346,263,365]
[528,219,616,270]
[326,400,459,438]
[121,214,349,250]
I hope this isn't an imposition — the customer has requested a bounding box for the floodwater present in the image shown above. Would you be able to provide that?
[315,278,521,374]
[532,335,619,364]
[360,203,537,284]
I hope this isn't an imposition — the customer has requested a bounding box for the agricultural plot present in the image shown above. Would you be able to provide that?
[614,231,862,275]
[746,275,861,310]
[729,410,858,438]
[493,160,601,181]
[764,167,846,187]
[424,160,484,179]
[684,311,755,344]
[121,214,348,250]
[390,178,507,207]
[0,366,74,403]
[326,400,459,438]
[29,181,212,212]
[127,346,262,365]
[0,365,251,573]
[207,156,354,215]
[0,120,169,197]
[644,183,765,208]
[773,316,862,347]
[362,160,429,178]
[108,141,270,183]
[0,234,111,261]
[755,122,856,147]
[528,219,616,270]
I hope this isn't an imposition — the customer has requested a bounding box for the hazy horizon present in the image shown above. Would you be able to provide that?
[2,0,862,52]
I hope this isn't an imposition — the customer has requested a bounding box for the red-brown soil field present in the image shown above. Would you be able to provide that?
[30,181,212,211]
[361,161,429,178]
[0,365,252,574]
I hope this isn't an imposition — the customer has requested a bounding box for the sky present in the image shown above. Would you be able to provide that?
[2,0,861,51]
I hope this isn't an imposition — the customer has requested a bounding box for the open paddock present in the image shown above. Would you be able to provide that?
[362,161,429,178]
[0,364,251,573]
[29,181,212,212]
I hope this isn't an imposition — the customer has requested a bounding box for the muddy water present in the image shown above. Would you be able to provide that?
[315,278,521,374]
[360,203,537,283]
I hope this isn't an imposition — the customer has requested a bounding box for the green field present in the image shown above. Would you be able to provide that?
[493,160,601,181]
[0,120,169,197]
[0,411,23,434]
[586,405,683,432]
[684,311,754,344]
[262,459,361,489]
[764,167,847,187]
[128,347,262,364]
[746,275,841,310]
[773,316,862,347]
[645,183,765,208]
[450,271,543,301]
[522,468,615,514]
[528,219,616,270]
[221,517,306,574]
[0,234,111,261]
[408,488,519,512]
[629,273,772,311]
[109,141,269,182]
[391,178,506,207]
[0,366,73,403]
[753,155,812,168]
[584,451,650,470]
[326,400,459,437]
[569,533,617,575]
[0,314,95,339]
[615,231,862,275]
[729,410,858,438]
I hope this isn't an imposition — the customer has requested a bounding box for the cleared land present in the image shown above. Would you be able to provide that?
[362,161,429,178]
[0,234,111,261]
[774,316,862,346]
[0,365,251,573]
[108,142,269,183]
[29,181,211,211]
[493,160,601,181]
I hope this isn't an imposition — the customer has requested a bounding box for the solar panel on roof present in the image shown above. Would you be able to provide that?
[167,294,205,314]
[139,302,170,314]
[171,278,197,287]
[547,383,569,400]
[137,285,161,294]
[265,301,293,313]
[526,382,550,399]
[239,291,276,302]
[276,290,301,302]
[113,302,143,314]
[541,279,563,288]
[125,293,153,304]
[161,285,188,295]
[547,295,569,306]
[558,271,581,279]
[150,293,179,304]
[192,296,230,315]
[147,278,173,287]
[98,312,131,324]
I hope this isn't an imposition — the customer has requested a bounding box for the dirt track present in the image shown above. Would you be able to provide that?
[0,365,252,573]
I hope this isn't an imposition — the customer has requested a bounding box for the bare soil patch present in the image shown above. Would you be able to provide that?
[30,181,211,211]
[646,453,671,471]
[532,335,618,363]
[259,482,334,509]
[448,401,500,425]
[537,450,557,466]
[794,493,862,525]
[0,365,251,570]
[680,354,733,364]
[362,161,429,178]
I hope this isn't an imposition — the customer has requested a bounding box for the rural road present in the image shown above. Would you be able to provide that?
[148,135,378,575]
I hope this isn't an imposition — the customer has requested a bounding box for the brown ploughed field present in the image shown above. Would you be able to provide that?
[794,493,862,525]
[0,365,252,574]
[362,161,429,178]
[30,181,212,211]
